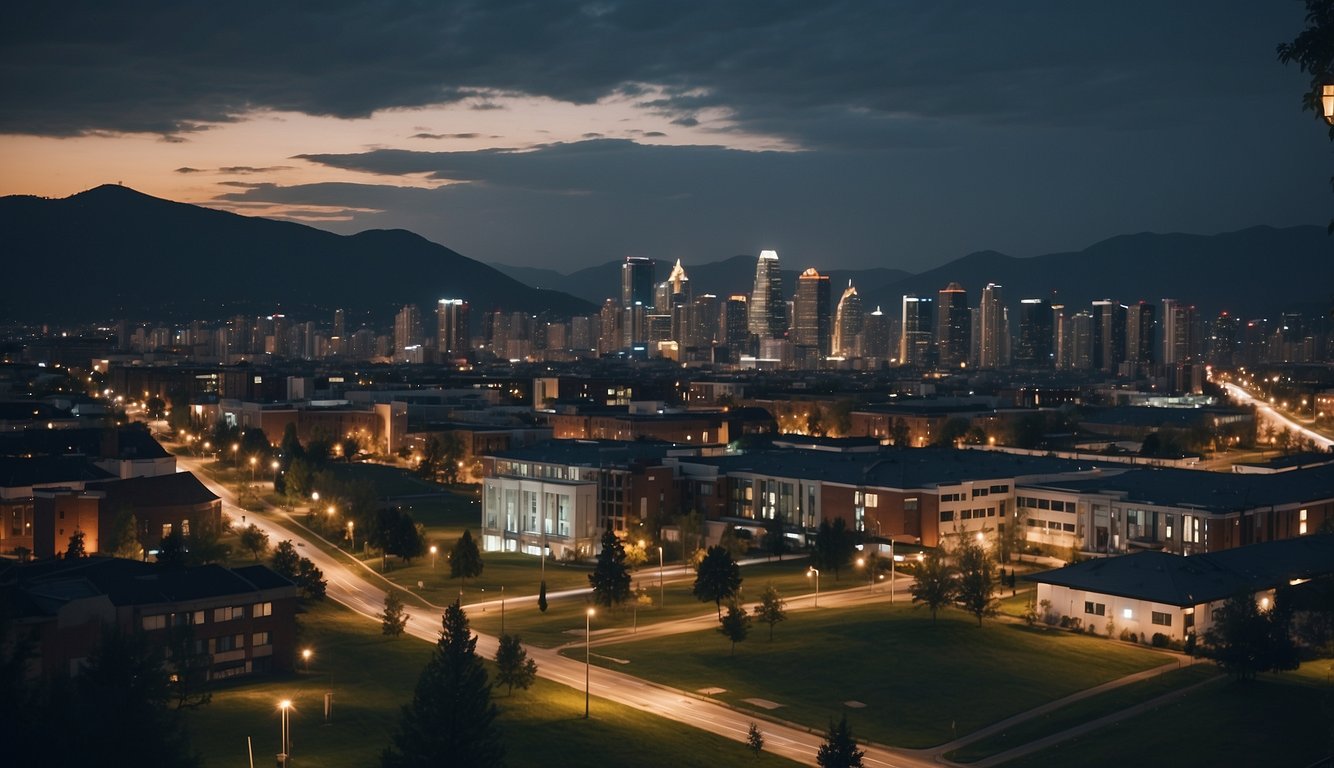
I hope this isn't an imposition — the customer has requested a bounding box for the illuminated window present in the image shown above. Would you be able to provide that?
[252,632,271,647]
[1122,608,1133,620]
[142,615,167,631]
[254,602,273,618]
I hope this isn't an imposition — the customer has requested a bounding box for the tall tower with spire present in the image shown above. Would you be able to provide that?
[832,280,863,357]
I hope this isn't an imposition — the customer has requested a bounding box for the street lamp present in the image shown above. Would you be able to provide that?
[807,567,820,608]
[302,648,312,674]
[585,607,595,719]
[1323,84,1334,125]
[277,699,292,766]
[271,459,280,485]
[347,520,355,552]
[249,455,258,485]
[231,442,239,465]
[657,545,664,609]
[430,544,438,570]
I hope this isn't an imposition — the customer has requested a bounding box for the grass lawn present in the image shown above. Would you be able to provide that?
[1001,660,1334,768]
[184,601,798,767]
[466,559,866,647]
[946,664,1218,762]
[995,588,1036,618]
[583,603,1167,748]
[322,462,452,499]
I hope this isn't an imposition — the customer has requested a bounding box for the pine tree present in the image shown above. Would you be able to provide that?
[382,592,409,637]
[65,529,87,559]
[450,530,484,585]
[956,538,998,626]
[493,634,538,695]
[588,525,631,607]
[383,601,503,768]
[816,715,865,768]
[537,580,548,613]
[747,722,764,757]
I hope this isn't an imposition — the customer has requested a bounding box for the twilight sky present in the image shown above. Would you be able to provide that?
[1,1,1328,273]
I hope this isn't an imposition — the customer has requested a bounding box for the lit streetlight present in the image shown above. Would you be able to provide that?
[807,567,820,608]
[430,544,438,570]
[277,699,292,766]
[302,648,312,674]
[1323,84,1334,125]
[271,459,280,485]
[657,545,664,609]
[347,520,355,552]
[584,608,595,718]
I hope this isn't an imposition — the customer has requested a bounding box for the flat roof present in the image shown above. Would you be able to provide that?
[1026,463,1334,513]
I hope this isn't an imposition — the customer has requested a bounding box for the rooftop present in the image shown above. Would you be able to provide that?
[1027,463,1334,513]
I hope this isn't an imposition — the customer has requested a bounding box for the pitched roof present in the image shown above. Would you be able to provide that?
[87,471,218,508]
[10,557,296,614]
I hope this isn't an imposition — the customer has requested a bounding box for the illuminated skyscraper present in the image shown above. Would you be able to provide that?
[791,268,831,358]
[621,256,656,308]
[721,294,749,350]
[899,294,934,366]
[436,298,470,360]
[936,282,970,369]
[748,250,787,339]
[978,283,1005,369]
[1015,298,1053,366]
[1091,299,1127,373]
[832,280,863,357]
[1126,301,1156,367]
[393,304,421,360]
[862,306,889,362]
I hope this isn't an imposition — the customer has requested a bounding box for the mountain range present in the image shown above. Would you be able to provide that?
[2,185,1330,324]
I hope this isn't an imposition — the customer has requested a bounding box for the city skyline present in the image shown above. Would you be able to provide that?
[2,2,1328,274]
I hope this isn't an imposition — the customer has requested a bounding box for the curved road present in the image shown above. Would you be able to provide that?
[1223,382,1334,450]
[177,454,931,768]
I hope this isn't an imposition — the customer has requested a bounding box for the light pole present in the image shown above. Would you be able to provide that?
[249,455,257,484]
[347,520,355,552]
[278,699,292,766]
[584,608,594,719]
[430,544,438,570]
[501,585,505,635]
[657,546,664,609]
[271,459,280,486]
[807,567,820,608]
[857,556,874,593]
[302,648,312,674]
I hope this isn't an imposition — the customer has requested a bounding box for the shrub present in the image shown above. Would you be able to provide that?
[1151,632,1171,648]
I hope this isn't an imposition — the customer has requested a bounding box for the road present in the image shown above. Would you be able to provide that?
[177,453,935,768]
[1223,382,1334,450]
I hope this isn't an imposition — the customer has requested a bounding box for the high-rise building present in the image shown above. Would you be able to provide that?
[1209,311,1239,367]
[1015,298,1053,366]
[1070,311,1094,370]
[1091,300,1127,373]
[436,298,470,360]
[598,299,620,355]
[1052,303,1068,369]
[1125,301,1156,367]
[570,316,595,352]
[690,294,719,349]
[332,308,345,357]
[621,256,656,308]
[899,294,934,366]
[862,306,890,362]
[748,250,787,339]
[831,280,863,358]
[936,282,970,369]
[791,268,831,359]
[1161,300,1199,364]
[394,304,422,362]
[978,283,1006,368]
[721,295,749,350]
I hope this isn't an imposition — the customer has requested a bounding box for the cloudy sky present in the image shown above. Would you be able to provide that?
[1,1,1327,273]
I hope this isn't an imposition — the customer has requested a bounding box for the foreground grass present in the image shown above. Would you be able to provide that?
[185,601,798,768]
[585,603,1166,748]
[946,664,1217,762]
[1001,661,1334,768]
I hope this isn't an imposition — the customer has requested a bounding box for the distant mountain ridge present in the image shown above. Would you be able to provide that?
[501,225,1332,319]
[0,185,595,323]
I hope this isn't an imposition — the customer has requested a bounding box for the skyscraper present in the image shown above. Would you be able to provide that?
[621,256,656,308]
[1070,311,1094,370]
[1161,299,1197,364]
[720,295,749,350]
[791,268,831,358]
[936,282,970,369]
[436,298,470,360]
[1015,298,1053,366]
[690,294,719,349]
[1052,303,1068,369]
[830,280,863,358]
[393,304,420,360]
[1126,301,1157,367]
[899,294,934,366]
[332,308,345,357]
[748,250,787,339]
[978,283,1005,369]
[862,306,889,362]
[1091,300,1127,373]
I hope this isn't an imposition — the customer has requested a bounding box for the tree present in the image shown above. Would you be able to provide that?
[753,584,788,641]
[589,526,632,607]
[156,530,187,568]
[816,715,865,768]
[810,518,856,580]
[108,507,142,560]
[763,516,789,560]
[1205,592,1300,681]
[440,433,466,484]
[718,599,751,655]
[185,516,231,566]
[694,545,743,617]
[747,722,764,757]
[65,529,87,559]
[382,592,409,637]
[719,524,749,560]
[934,417,969,447]
[166,624,212,710]
[271,540,301,579]
[382,601,502,768]
[956,537,999,626]
[297,557,327,600]
[239,523,270,562]
[493,634,537,695]
[537,580,548,613]
[911,550,956,621]
[450,529,484,585]
[1278,0,1334,231]
[890,417,911,447]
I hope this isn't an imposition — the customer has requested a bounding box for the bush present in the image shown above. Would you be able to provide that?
[1119,628,1132,642]
[1151,632,1171,648]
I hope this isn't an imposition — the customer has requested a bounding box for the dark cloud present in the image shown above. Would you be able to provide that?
[643,131,666,137]
[0,1,1308,149]
[175,165,292,175]
[410,132,481,139]
[174,167,203,174]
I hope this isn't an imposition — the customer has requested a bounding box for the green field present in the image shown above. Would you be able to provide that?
[582,603,1168,748]
[184,601,799,768]
[1001,661,1334,768]
[946,664,1218,762]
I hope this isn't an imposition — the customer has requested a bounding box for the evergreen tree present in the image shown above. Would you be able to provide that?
[693,545,742,617]
[911,550,956,622]
[450,530,484,588]
[383,602,502,768]
[810,518,856,580]
[537,580,548,613]
[588,525,631,607]
[156,530,188,568]
[718,600,751,655]
[493,634,537,695]
[753,584,788,641]
[65,529,87,559]
[108,507,143,560]
[382,592,409,637]
[747,722,765,757]
[816,715,865,768]
[1205,592,1300,680]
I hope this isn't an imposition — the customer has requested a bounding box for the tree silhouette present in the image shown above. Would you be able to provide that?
[589,526,631,607]
[493,634,537,695]
[383,601,502,768]
[816,715,865,768]
[753,584,788,641]
[955,538,999,626]
[718,600,751,655]
[911,550,956,622]
[694,545,742,617]
[450,530,484,586]
[382,592,409,637]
